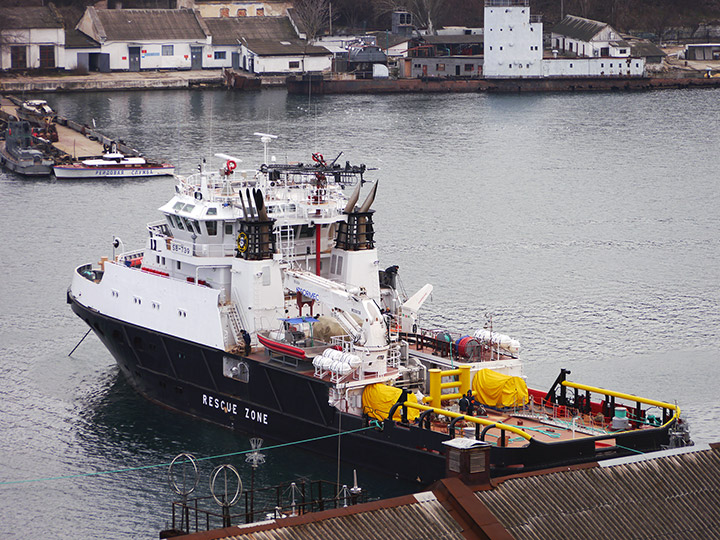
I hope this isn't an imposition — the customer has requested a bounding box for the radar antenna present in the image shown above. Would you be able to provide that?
[254,132,278,164]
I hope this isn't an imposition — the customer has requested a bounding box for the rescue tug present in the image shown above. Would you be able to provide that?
[67,134,691,483]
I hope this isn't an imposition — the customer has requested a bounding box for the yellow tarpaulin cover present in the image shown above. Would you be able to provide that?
[472,369,529,408]
[362,384,420,422]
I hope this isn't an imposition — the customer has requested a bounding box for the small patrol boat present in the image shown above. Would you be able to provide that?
[0,120,53,176]
[67,134,692,484]
[53,143,174,179]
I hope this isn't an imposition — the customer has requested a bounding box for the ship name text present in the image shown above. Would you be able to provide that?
[202,393,268,424]
[295,287,319,301]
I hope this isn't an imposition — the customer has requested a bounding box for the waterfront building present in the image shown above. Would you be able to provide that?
[205,15,331,74]
[75,8,212,71]
[484,1,645,78]
[64,29,103,72]
[551,15,631,59]
[682,43,720,61]
[0,6,66,71]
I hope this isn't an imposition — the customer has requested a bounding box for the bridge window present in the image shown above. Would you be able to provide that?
[206,220,218,236]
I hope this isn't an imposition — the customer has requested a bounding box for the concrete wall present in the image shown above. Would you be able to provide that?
[102,41,209,70]
[65,48,102,70]
[484,4,543,77]
[542,57,645,77]
[204,46,238,69]
[1,28,66,70]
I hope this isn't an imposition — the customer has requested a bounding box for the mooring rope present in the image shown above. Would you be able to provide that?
[0,421,381,486]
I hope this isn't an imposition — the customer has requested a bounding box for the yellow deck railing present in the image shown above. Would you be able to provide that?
[422,365,472,407]
[401,400,532,441]
[561,380,681,429]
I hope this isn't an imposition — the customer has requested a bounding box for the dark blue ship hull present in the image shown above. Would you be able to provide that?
[68,292,679,483]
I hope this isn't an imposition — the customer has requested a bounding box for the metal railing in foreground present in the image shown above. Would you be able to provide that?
[168,478,365,534]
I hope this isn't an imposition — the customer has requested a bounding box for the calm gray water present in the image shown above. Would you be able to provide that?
[1,87,719,538]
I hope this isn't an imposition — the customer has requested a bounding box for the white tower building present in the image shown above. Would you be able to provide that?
[483,0,543,78]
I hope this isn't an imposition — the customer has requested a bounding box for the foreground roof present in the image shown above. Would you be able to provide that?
[171,444,720,540]
[177,489,469,540]
[551,14,608,41]
[0,6,63,29]
[477,444,720,540]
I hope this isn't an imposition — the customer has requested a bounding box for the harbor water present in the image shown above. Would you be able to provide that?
[1,87,719,538]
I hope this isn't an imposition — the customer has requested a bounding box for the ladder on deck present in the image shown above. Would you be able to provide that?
[225,303,245,346]
[275,225,296,267]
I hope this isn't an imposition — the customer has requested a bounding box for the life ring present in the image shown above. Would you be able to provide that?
[194,191,203,200]
[226,160,237,173]
[237,232,248,253]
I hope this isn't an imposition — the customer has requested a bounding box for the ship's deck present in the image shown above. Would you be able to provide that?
[243,342,644,449]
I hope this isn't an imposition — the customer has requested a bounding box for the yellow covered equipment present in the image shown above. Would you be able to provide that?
[362,384,420,422]
[472,369,529,408]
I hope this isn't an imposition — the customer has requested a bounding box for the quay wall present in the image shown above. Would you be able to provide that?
[2,69,719,95]
[286,77,493,94]
[486,75,720,92]
[0,72,223,94]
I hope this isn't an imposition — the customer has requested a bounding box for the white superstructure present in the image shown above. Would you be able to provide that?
[483,0,543,78]
[483,0,645,78]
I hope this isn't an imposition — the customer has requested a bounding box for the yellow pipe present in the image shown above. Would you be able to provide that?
[404,401,532,440]
[428,369,441,407]
[561,380,680,428]
[423,391,463,403]
[561,381,680,414]
[440,381,460,390]
[459,364,471,395]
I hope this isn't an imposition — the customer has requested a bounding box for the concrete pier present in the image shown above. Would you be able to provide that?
[0,70,224,94]
[1,95,142,160]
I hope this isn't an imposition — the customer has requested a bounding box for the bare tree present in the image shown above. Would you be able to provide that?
[293,0,333,43]
[334,0,375,31]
